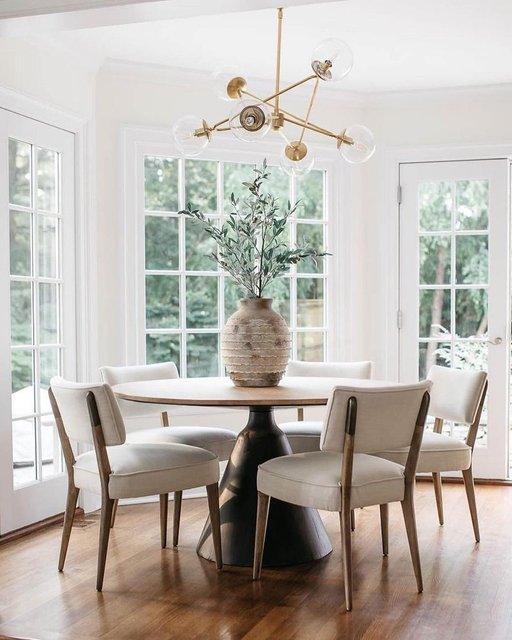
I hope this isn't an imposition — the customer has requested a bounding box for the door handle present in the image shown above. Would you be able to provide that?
[487,337,503,345]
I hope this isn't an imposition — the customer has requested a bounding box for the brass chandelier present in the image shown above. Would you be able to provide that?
[172,7,375,177]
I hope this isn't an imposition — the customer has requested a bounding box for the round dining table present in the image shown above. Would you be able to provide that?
[113,376,378,567]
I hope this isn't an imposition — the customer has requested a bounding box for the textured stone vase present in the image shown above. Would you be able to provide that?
[222,298,291,387]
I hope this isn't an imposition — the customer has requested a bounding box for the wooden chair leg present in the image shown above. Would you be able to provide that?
[380,503,389,556]
[97,496,115,592]
[340,503,353,612]
[432,472,444,525]
[206,483,223,570]
[350,509,355,532]
[58,485,79,572]
[173,491,183,547]
[110,499,119,529]
[401,495,423,593]
[253,491,270,580]
[160,494,168,549]
[462,467,480,542]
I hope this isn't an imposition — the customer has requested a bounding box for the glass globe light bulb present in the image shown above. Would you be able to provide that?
[172,115,211,157]
[339,124,376,164]
[279,143,315,179]
[311,38,353,82]
[211,67,246,101]
[229,99,271,142]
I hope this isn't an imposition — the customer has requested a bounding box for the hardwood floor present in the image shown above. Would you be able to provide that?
[1,483,512,639]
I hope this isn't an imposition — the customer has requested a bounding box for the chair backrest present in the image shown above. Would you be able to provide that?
[99,362,179,421]
[427,366,487,425]
[286,360,373,380]
[320,381,431,454]
[50,377,126,446]
[100,362,179,385]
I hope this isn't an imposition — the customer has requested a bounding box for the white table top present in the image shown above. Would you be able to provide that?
[112,376,390,408]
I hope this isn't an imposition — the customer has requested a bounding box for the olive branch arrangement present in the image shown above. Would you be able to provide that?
[179,160,328,298]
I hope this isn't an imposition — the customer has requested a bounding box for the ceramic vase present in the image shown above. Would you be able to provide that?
[222,298,290,387]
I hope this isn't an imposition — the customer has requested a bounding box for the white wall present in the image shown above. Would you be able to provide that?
[0,36,95,117]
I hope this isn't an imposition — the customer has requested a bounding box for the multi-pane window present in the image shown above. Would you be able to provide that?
[143,157,328,376]
[9,139,64,486]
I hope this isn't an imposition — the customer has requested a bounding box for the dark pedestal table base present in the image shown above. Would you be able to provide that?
[196,406,333,567]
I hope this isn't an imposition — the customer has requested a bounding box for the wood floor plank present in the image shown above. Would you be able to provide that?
[1,484,512,639]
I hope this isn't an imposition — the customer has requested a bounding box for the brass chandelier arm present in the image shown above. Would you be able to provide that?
[298,77,320,145]
[240,74,318,109]
[275,7,284,117]
[282,115,354,146]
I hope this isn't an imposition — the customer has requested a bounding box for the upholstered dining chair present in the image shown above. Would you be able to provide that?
[49,377,222,591]
[253,381,431,611]
[100,362,237,542]
[279,360,373,454]
[373,365,487,542]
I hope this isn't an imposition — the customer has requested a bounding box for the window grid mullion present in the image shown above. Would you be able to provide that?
[178,157,187,377]
[218,161,225,375]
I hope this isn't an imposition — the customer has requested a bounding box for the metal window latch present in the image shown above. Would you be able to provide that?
[487,337,503,345]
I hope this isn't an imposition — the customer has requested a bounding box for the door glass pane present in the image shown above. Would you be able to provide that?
[13,418,37,487]
[144,156,179,212]
[39,283,59,344]
[296,224,324,274]
[11,282,32,345]
[9,139,31,207]
[419,236,450,285]
[40,348,60,411]
[10,211,32,276]
[41,414,63,479]
[297,278,324,327]
[11,350,34,418]
[146,333,181,371]
[419,289,450,338]
[145,216,179,270]
[185,218,217,272]
[418,181,452,232]
[455,289,488,337]
[38,216,58,278]
[297,332,324,361]
[185,160,217,213]
[37,148,58,212]
[186,276,218,328]
[456,236,488,284]
[186,333,218,377]
[456,180,488,230]
[296,170,324,219]
[145,275,179,329]
[418,341,451,379]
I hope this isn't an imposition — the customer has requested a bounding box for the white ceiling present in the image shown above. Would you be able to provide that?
[32,0,512,93]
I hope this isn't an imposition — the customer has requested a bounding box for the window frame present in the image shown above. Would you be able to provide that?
[122,126,347,373]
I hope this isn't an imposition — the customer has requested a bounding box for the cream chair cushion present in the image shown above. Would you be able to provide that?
[280,360,374,454]
[258,451,406,511]
[125,426,236,461]
[74,442,219,499]
[373,430,472,473]
[50,377,126,446]
[427,366,487,424]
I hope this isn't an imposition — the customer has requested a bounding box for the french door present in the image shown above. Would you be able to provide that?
[0,110,76,534]
[399,159,510,479]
